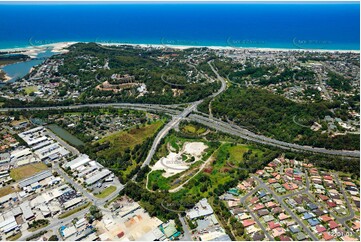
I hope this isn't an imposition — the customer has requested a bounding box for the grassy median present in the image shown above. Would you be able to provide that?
[95,186,116,198]
[58,202,91,219]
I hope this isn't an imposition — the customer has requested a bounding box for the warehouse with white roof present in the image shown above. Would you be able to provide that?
[65,154,90,170]
[85,169,112,185]
[0,216,18,234]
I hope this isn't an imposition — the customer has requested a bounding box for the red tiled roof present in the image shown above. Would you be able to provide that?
[242,219,256,227]
[319,195,329,201]
[328,220,340,229]
[250,197,259,204]
[327,201,337,208]
[279,235,292,241]
[268,221,280,230]
[253,203,265,211]
[320,215,332,222]
[323,232,334,241]
[323,175,333,181]
[316,225,326,233]
[266,201,277,208]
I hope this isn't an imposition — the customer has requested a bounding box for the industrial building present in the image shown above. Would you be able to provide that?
[65,154,91,170]
[85,169,112,185]
[18,170,53,189]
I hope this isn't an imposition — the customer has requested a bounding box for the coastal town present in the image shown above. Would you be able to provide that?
[0,1,360,241]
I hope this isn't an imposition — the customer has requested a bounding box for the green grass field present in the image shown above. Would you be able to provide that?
[182,124,207,135]
[24,85,38,94]
[10,163,48,181]
[228,145,248,162]
[148,170,171,190]
[95,186,116,198]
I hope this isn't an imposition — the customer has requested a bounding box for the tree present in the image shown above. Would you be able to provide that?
[89,205,103,221]
[48,235,59,241]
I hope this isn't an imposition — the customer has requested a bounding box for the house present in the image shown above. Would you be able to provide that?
[352,221,360,231]
[258,191,267,198]
[328,220,340,229]
[278,213,290,220]
[307,218,320,226]
[302,212,315,220]
[242,219,256,227]
[313,209,327,216]
[257,209,269,217]
[320,214,333,222]
[250,197,259,204]
[286,198,297,207]
[268,221,280,230]
[272,227,286,237]
[341,236,358,241]
[272,207,283,215]
[307,203,318,210]
[315,225,326,233]
[327,201,337,208]
[237,213,251,221]
[265,201,277,209]
[323,232,334,241]
[279,235,292,241]
[253,203,265,211]
[262,215,275,223]
[289,225,300,233]
[252,231,265,241]
[283,183,298,191]
[296,232,307,241]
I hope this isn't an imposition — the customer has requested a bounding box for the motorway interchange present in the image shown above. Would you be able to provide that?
[1,61,359,159]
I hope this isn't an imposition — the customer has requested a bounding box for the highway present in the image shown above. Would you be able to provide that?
[5,105,357,157]
[189,114,360,158]
[0,102,182,115]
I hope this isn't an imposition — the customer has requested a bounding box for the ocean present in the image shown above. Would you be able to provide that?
[0,2,359,50]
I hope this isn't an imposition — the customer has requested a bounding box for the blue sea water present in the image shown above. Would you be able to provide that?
[0,2,359,50]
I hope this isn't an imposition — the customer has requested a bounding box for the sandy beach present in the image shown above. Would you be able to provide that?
[99,42,360,53]
[0,42,76,58]
[0,41,359,55]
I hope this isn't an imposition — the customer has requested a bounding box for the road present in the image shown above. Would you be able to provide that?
[131,101,201,181]
[2,103,358,159]
[178,215,192,241]
[1,102,359,158]
[19,207,89,241]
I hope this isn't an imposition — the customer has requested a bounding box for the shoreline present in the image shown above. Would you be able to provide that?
[0,41,359,54]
